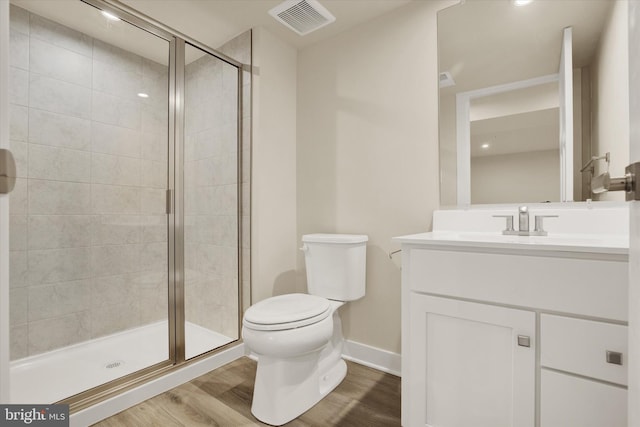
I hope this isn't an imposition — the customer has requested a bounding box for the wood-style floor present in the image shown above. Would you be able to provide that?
[93,357,401,426]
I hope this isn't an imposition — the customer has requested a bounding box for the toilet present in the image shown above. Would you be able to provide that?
[242,233,368,426]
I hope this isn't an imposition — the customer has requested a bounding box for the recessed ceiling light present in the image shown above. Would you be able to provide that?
[137,93,149,98]
[513,0,533,6]
[481,143,490,149]
[101,10,121,21]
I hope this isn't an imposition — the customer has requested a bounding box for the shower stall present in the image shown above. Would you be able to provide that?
[4,0,250,410]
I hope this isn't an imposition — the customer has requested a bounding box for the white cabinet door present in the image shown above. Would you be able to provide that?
[409,295,535,427]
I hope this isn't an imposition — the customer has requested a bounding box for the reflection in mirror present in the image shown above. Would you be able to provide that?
[471,83,560,204]
[438,0,629,206]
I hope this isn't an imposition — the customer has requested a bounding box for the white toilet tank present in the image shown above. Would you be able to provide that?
[302,234,368,301]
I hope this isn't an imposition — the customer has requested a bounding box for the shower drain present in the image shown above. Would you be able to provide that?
[105,360,125,369]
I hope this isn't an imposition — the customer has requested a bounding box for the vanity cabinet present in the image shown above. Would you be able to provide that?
[397,236,628,427]
[409,294,535,427]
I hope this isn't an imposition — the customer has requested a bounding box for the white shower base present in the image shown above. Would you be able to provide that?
[10,321,234,404]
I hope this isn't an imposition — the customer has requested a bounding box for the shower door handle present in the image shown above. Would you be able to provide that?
[166,189,172,214]
[0,149,16,195]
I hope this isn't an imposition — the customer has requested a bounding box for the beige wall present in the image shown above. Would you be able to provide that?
[296,1,453,354]
[591,0,629,201]
[251,27,299,304]
[251,1,454,354]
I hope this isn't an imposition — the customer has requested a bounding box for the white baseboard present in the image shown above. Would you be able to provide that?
[70,343,245,427]
[342,340,401,377]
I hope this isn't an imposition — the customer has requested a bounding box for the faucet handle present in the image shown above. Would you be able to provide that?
[534,215,559,235]
[493,215,515,233]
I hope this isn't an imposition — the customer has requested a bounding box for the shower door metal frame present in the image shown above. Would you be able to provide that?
[50,0,247,412]
[0,0,11,404]
[173,37,186,365]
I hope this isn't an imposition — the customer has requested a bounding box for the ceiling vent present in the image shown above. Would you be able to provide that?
[269,0,336,36]
[439,71,456,88]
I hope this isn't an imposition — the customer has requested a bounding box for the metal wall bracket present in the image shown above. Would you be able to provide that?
[0,149,16,195]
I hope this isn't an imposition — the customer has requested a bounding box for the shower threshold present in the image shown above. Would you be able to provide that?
[10,321,234,404]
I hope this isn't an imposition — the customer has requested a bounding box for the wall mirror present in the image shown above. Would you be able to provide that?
[438,0,629,206]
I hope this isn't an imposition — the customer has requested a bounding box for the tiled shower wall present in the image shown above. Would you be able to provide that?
[8,5,169,360]
[183,32,251,340]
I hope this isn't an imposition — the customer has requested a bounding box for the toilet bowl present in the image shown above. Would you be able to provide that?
[242,294,333,358]
[243,294,345,426]
[242,233,367,426]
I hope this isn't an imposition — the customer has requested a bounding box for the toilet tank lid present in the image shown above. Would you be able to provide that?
[302,234,368,244]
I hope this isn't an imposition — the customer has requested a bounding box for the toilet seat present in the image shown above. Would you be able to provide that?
[243,294,332,331]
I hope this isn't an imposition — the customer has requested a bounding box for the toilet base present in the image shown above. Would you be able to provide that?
[250,353,347,426]
[250,307,347,426]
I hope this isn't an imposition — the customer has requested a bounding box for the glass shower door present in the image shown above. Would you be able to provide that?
[8,0,171,403]
[183,43,240,359]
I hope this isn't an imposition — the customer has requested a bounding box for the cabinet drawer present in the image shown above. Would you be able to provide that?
[541,370,626,427]
[407,248,627,321]
[540,314,627,385]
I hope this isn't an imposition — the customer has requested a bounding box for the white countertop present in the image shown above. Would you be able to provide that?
[393,231,629,256]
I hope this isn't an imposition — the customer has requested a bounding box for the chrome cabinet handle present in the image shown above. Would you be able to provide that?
[606,351,623,365]
[517,335,531,348]
[0,149,16,195]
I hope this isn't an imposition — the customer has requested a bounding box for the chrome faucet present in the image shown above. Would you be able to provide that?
[518,206,529,232]
[494,206,558,236]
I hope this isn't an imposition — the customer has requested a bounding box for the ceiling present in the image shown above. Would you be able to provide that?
[120,0,414,50]
[11,0,414,65]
